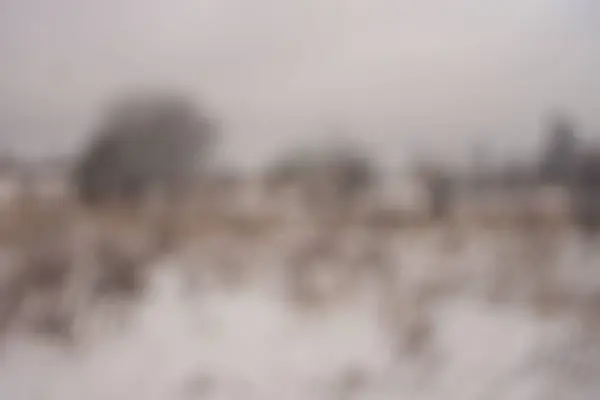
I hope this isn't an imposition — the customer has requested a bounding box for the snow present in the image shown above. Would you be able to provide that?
[0,229,599,399]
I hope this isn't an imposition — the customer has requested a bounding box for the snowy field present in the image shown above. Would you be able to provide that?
[1,220,600,400]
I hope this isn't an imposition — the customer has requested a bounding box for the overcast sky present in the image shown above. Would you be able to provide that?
[0,0,599,168]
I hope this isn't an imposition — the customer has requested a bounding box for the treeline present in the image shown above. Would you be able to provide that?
[2,88,600,233]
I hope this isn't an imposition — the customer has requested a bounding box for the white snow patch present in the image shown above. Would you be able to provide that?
[0,261,587,400]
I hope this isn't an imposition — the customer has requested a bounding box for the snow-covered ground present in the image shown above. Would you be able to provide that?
[1,227,600,400]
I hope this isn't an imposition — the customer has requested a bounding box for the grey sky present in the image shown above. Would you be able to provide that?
[0,0,599,168]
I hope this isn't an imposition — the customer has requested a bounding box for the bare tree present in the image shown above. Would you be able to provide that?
[415,163,455,222]
[570,149,600,235]
[540,113,578,185]
[74,91,217,206]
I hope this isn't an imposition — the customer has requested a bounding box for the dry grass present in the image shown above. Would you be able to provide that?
[0,237,75,339]
[0,194,165,338]
[362,207,431,231]
[0,198,75,249]
[402,313,435,357]
[0,185,598,348]
[91,239,151,299]
[335,367,370,399]
[283,229,396,309]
